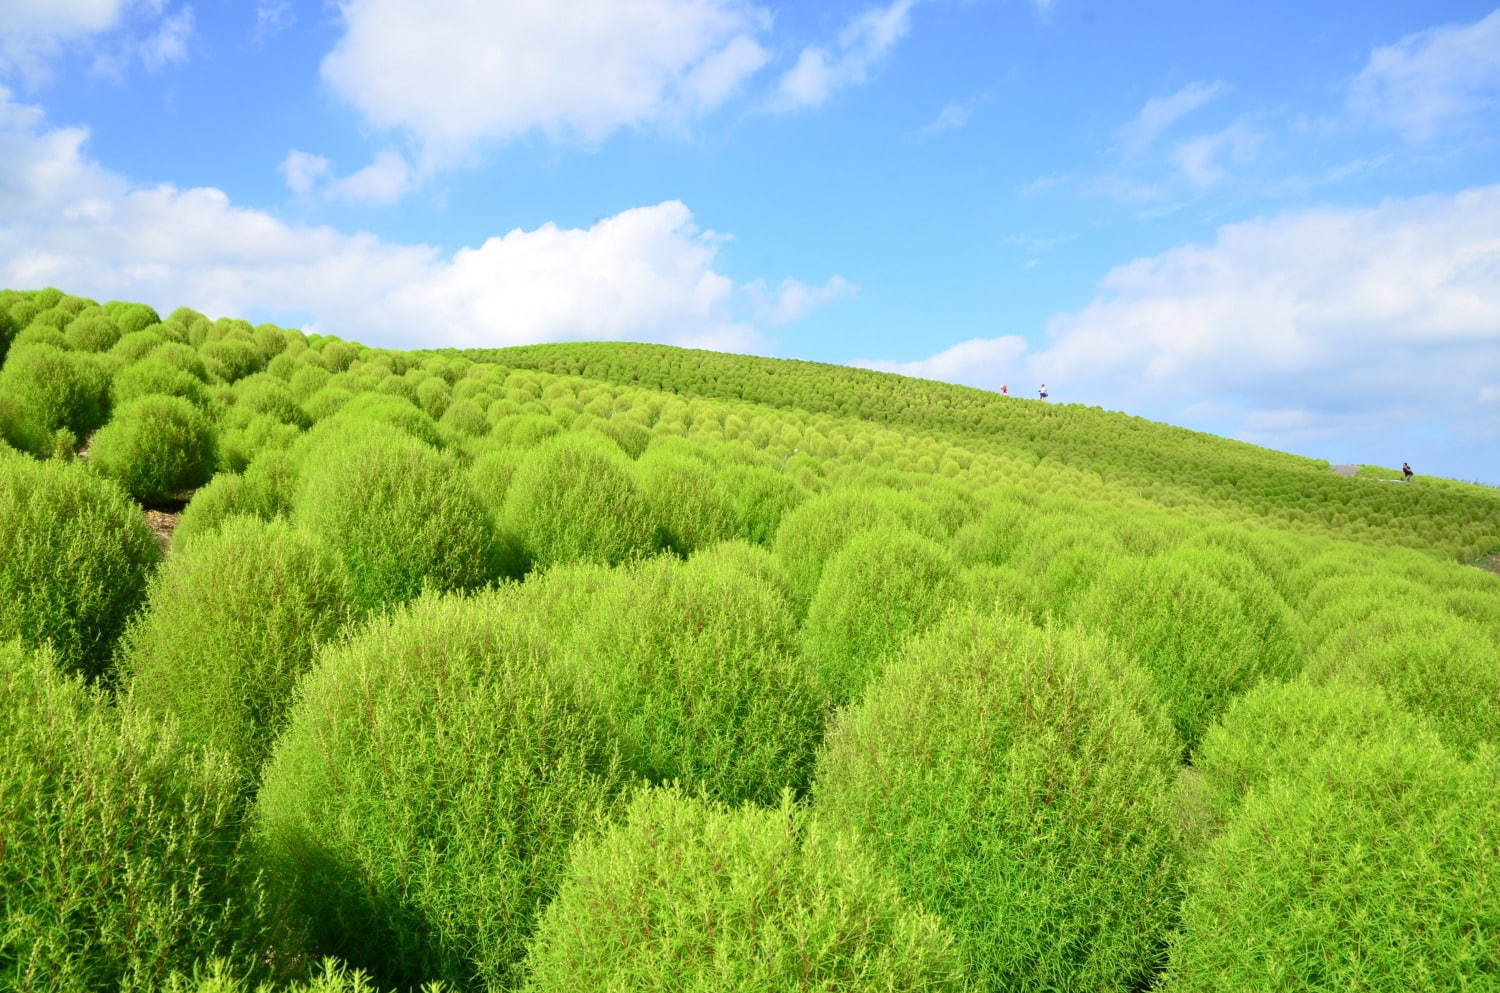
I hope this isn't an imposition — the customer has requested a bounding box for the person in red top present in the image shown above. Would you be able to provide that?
[1001,384,1008,395]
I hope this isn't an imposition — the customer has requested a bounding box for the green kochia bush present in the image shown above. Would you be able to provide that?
[773,488,944,613]
[201,337,266,383]
[0,342,112,434]
[111,357,209,408]
[254,591,626,990]
[0,452,158,678]
[501,433,661,571]
[523,788,967,993]
[0,390,50,456]
[1186,678,1437,850]
[558,554,823,804]
[89,395,218,502]
[123,517,356,784]
[800,528,961,707]
[635,444,738,554]
[1160,737,1498,992]
[1081,554,1298,752]
[293,425,513,611]
[0,641,278,992]
[1305,608,1499,756]
[815,611,1181,992]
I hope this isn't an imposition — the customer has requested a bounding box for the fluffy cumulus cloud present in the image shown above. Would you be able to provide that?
[0,90,849,352]
[773,0,917,110]
[1350,7,1500,141]
[320,0,771,159]
[853,335,1028,389]
[0,0,130,79]
[869,187,1500,468]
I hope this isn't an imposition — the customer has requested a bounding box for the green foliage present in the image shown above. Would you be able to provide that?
[773,488,944,612]
[437,396,488,437]
[64,312,122,352]
[801,528,961,706]
[111,328,168,362]
[123,517,355,784]
[102,300,161,334]
[523,788,967,993]
[1160,737,1498,992]
[558,554,823,803]
[0,453,158,678]
[815,610,1181,992]
[253,591,626,990]
[232,374,311,428]
[111,357,209,407]
[0,342,112,434]
[202,337,267,383]
[0,641,279,992]
[326,391,444,447]
[292,424,511,610]
[1305,608,1500,756]
[1081,552,1301,751]
[148,340,211,381]
[89,395,218,503]
[500,432,661,571]
[218,414,302,473]
[0,389,50,456]
[636,443,738,554]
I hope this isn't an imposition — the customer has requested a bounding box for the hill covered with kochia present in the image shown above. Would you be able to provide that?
[0,285,1496,992]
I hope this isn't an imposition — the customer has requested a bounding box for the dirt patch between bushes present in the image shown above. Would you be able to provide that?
[1474,552,1500,577]
[143,509,180,552]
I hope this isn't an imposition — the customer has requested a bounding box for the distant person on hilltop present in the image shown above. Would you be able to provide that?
[1403,462,1414,482]
[1039,384,1048,400]
[1001,384,1008,395]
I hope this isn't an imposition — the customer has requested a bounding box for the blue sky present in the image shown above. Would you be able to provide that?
[2,1,1499,482]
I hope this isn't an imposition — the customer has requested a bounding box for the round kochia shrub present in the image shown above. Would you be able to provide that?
[1186,678,1437,849]
[89,395,218,502]
[294,426,512,610]
[0,342,112,433]
[111,357,209,408]
[773,488,944,612]
[0,391,50,456]
[800,527,961,706]
[635,444,737,554]
[1305,608,1499,756]
[201,337,266,383]
[253,591,626,990]
[0,452,158,678]
[1081,553,1298,752]
[1160,737,1497,993]
[523,788,966,993]
[558,553,823,804]
[0,641,277,992]
[814,611,1180,992]
[123,517,355,783]
[500,433,660,571]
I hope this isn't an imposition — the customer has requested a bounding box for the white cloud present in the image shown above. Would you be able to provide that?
[1169,119,1263,188]
[279,150,331,196]
[253,0,293,43]
[139,4,192,70]
[854,335,1029,390]
[279,148,415,205]
[773,0,917,110]
[745,275,857,324]
[1,0,130,81]
[321,0,770,161]
[1119,80,1226,156]
[916,103,972,136]
[1350,8,1500,141]
[324,149,414,205]
[0,90,848,353]
[864,187,1500,470]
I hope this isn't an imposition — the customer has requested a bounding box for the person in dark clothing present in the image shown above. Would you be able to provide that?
[1402,462,1414,482]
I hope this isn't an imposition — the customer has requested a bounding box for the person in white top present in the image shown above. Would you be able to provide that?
[1039,384,1049,400]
